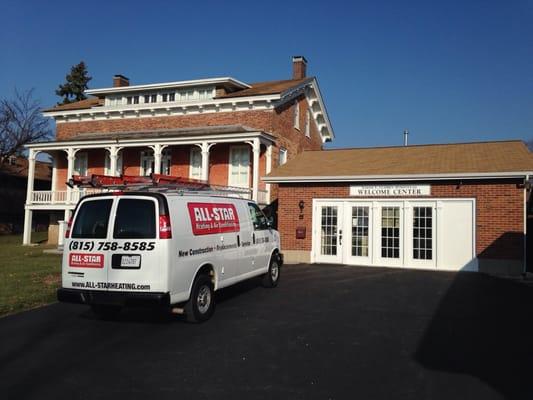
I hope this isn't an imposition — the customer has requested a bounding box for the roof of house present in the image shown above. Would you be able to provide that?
[215,78,311,98]
[42,78,309,112]
[264,140,533,181]
[1,157,52,181]
[42,97,104,112]
[57,125,269,142]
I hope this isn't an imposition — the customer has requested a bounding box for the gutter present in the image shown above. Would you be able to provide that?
[262,172,533,183]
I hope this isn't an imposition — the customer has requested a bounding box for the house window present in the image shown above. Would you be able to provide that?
[305,109,311,137]
[169,93,175,102]
[126,96,132,105]
[133,95,139,104]
[293,100,300,130]
[189,147,202,180]
[74,152,88,176]
[279,148,288,165]
[140,150,171,176]
[228,146,250,187]
[162,93,175,103]
[198,88,212,100]
[144,94,158,103]
[104,153,123,175]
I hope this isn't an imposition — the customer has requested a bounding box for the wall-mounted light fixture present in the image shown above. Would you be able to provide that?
[298,200,305,220]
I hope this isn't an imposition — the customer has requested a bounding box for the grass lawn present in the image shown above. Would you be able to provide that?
[0,232,62,317]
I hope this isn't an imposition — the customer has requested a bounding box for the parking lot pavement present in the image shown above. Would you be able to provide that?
[1,264,533,399]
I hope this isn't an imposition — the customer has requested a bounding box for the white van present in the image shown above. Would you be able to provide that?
[57,191,282,322]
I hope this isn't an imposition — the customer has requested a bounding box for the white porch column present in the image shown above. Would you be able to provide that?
[23,209,32,245]
[107,146,120,176]
[265,143,273,203]
[200,142,213,182]
[25,149,37,207]
[152,144,162,175]
[248,138,260,202]
[66,148,76,204]
[23,149,38,245]
[51,153,57,204]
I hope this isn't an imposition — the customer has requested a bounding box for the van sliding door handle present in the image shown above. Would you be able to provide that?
[253,233,256,244]
[237,235,240,247]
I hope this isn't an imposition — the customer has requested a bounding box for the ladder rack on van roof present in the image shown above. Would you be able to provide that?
[67,174,252,199]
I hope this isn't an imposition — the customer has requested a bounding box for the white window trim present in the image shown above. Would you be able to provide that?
[279,147,288,165]
[294,100,300,130]
[189,147,202,179]
[140,151,154,176]
[74,152,88,176]
[305,109,311,138]
[228,145,251,188]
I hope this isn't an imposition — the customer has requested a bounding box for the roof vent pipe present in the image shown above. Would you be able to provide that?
[403,129,409,146]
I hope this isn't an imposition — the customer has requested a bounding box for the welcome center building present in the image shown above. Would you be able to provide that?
[264,140,533,275]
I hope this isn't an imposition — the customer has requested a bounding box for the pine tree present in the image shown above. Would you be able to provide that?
[56,61,92,105]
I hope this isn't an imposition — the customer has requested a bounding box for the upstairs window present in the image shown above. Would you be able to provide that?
[279,148,288,165]
[162,93,176,102]
[305,109,311,137]
[293,100,300,130]
[198,88,212,100]
[144,94,157,103]
[127,96,139,105]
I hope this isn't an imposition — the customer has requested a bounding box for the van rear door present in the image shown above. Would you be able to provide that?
[106,196,165,293]
[63,197,114,291]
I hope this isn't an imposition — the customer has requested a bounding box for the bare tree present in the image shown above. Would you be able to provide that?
[0,89,51,165]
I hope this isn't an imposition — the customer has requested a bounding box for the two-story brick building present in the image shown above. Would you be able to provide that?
[23,56,333,245]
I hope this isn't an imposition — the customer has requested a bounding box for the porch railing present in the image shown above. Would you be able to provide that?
[30,188,270,206]
[30,189,104,205]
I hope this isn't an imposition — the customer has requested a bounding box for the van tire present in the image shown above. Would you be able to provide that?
[261,256,280,288]
[185,275,215,323]
[91,304,121,319]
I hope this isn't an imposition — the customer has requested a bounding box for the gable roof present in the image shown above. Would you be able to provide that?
[42,97,103,112]
[264,140,533,182]
[215,78,311,98]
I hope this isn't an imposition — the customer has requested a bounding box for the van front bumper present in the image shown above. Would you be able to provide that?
[57,288,170,307]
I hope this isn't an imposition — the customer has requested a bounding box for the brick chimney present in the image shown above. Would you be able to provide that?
[113,74,130,87]
[292,56,307,80]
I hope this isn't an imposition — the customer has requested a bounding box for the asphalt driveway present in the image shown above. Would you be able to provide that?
[1,264,532,399]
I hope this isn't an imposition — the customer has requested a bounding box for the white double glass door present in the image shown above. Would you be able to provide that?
[314,200,437,269]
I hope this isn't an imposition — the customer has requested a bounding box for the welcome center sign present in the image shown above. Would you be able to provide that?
[349,184,431,197]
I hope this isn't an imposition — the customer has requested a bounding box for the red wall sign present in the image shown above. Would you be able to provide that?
[69,253,104,268]
[187,202,240,235]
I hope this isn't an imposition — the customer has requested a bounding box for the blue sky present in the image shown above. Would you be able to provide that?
[1,0,532,149]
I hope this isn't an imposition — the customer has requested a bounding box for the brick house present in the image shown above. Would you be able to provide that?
[264,141,533,274]
[23,56,333,245]
[1,156,51,234]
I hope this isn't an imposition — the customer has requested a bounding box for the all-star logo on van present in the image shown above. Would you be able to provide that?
[187,202,240,235]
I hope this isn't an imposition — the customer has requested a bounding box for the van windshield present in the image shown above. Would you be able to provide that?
[72,199,113,239]
[113,198,156,239]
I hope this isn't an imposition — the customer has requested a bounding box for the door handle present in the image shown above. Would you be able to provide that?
[237,234,240,247]
[253,233,256,244]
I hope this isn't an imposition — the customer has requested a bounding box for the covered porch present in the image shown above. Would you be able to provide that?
[23,126,275,245]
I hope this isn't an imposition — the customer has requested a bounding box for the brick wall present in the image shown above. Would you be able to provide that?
[277,180,524,260]
[52,96,323,200]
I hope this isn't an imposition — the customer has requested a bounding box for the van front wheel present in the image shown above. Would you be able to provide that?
[185,275,215,323]
[261,256,280,288]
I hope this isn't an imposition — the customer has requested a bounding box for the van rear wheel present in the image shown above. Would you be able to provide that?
[185,275,215,323]
[91,304,121,319]
[262,256,280,288]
